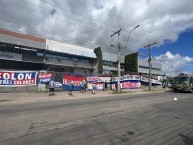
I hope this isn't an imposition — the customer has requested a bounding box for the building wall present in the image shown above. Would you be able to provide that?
[138,59,162,69]
[46,40,96,58]
[102,51,125,63]
[138,59,164,76]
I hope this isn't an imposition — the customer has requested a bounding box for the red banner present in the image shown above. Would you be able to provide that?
[112,82,141,90]
[38,73,52,79]
[63,75,85,86]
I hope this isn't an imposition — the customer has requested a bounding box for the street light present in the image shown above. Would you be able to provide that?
[110,25,140,92]
[124,25,140,47]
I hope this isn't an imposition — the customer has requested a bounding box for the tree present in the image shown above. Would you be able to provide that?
[94,47,103,74]
[125,52,138,74]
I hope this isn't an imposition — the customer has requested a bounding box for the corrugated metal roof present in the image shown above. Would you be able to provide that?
[0,29,45,42]
[0,34,46,49]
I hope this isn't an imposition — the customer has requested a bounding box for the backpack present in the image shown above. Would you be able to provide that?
[49,81,54,88]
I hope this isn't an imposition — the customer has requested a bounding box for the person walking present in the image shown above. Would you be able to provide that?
[80,80,85,93]
[84,80,87,92]
[68,81,74,96]
[103,81,108,91]
[91,82,96,94]
[162,82,166,90]
[48,80,55,96]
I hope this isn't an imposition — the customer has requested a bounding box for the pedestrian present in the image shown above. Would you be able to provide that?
[91,82,96,94]
[115,82,118,91]
[162,82,166,90]
[103,81,108,91]
[68,81,74,96]
[48,80,55,96]
[84,80,87,92]
[80,80,85,93]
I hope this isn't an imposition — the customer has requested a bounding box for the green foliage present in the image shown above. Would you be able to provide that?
[125,52,138,74]
[94,47,103,74]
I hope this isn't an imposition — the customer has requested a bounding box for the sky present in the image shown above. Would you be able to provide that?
[0,0,193,76]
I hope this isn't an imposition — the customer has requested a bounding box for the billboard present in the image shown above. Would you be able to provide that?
[63,75,85,91]
[38,73,52,84]
[0,71,37,87]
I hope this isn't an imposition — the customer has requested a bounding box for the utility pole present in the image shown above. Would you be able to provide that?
[111,28,121,92]
[144,42,156,91]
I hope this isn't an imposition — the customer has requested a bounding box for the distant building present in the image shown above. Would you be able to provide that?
[102,51,125,75]
[138,59,164,78]
[0,29,96,76]
[101,51,164,79]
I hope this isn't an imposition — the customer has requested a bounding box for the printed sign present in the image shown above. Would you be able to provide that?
[111,82,141,90]
[140,76,161,85]
[87,76,99,82]
[38,73,52,84]
[87,82,104,90]
[63,75,85,91]
[0,71,37,87]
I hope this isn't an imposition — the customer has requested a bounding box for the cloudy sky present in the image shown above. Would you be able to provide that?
[0,0,193,76]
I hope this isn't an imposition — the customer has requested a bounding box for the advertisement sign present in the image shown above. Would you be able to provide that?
[140,76,161,85]
[0,71,37,87]
[38,73,52,84]
[111,81,141,90]
[87,76,99,82]
[87,82,104,90]
[86,75,141,90]
[63,75,85,90]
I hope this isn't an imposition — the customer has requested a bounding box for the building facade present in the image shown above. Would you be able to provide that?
[0,29,96,75]
[102,51,164,79]
[102,51,125,75]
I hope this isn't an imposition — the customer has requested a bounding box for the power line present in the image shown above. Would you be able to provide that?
[37,0,159,44]
[0,11,146,53]
[8,0,159,44]
[36,0,137,31]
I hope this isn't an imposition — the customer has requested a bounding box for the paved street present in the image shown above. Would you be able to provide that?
[0,91,193,145]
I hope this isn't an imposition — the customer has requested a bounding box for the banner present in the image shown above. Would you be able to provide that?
[87,82,104,90]
[86,75,141,90]
[112,75,140,82]
[87,76,99,82]
[0,71,37,87]
[38,73,52,84]
[111,81,141,90]
[86,76,105,90]
[140,76,161,85]
[63,75,85,90]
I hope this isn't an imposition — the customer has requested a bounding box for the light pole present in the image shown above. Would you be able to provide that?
[111,28,121,92]
[111,25,140,92]
[124,25,140,47]
[144,42,156,91]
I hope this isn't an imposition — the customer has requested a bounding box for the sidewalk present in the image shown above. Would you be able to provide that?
[0,88,164,104]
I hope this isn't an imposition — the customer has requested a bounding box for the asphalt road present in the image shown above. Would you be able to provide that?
[0,91,193,145]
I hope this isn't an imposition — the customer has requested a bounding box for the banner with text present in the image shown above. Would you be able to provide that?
[0,71,38,87]
[140,76,161,85]
[38,73,52,84]
[63,75,85,91]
